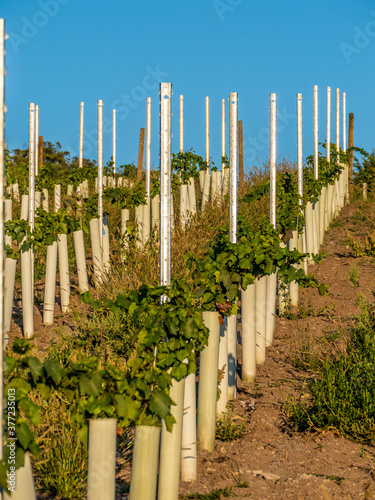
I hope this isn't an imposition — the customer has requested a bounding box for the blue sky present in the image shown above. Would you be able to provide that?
[2,0,375,172]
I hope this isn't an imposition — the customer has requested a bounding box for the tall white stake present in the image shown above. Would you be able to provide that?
[205,96,209,171]
[97,100,103,246]
[221,99,225,168]
[313,85,318,180]
[112,109,116,174]
[159,83,172,287]
[34,105,39,177]
[79,102,84,169]
[342,92,347,153]
[270,93,277,229]
[179,95,183,153]
[0,20,6,493]
[229,93,238,243]
[336,88,340,160]
[326,87,331,162]
[146,97,151,198]
[29,104,35,232]
[297,94,303,200]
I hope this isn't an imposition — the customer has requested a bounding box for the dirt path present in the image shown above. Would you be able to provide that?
[179,202,375,500]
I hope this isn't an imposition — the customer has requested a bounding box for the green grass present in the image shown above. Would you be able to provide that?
[287,294,375,444]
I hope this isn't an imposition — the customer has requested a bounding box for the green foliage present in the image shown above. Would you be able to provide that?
[346,230,375,257]
[33,403,87,499]
[187,217,307,315]
[287,295,375,444]
[215,418,246,442]
[171,149,208,183]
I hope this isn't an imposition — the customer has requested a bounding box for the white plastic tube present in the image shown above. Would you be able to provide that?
[89,218,104,285]
[151,195,160,230]
[121,208,129,237]
[179,184,188,229]
[158,378,185,500]
[216,321,228,420]
[265,272,277,346]
[181,372,197,482]
[305,202,315,264]
[4,452,36,500]
[197,311,220,451]
[187,178,196,215]
[143,197,151,241]
[42,188,49,212]
[21,248,33,338]
[58,233,70,313]
[73,230,89,293]
[255,276,267,365]
[102,215,110,273]
[4,257,16,341]
[241,283,256,383]
[87,418,117,500]
[227,314,237,400]
[129,426,160,500]
[43,241,57,325]
[288,232,299,308]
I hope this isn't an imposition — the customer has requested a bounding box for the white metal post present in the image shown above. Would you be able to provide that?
[159,83,172,287]
[146,97,151,198]
[229,93,238,243]
[342,92,347,153]
[336,88,340,161]
[97,100,103,246]
[79,101,84,169]
[179,95,183,153]
[112,109,116,174]
[205,96,209,171]
[313,86,318,180]
[29,104,35,232]
[0,20,6,492]
[35,104,39,177]
[270,93,277,229]
[326,87,331,162]
[221,98,225,168]
[297,94,303,200]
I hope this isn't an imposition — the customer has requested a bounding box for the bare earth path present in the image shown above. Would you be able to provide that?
[179,202,375,500]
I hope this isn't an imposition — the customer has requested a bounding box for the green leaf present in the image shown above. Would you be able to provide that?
[80,373,103,396]
[113,394,140,423]
[16,422,34,450]
[18,398,41,425]
[149,390,173,419]
[27,357,44,383]
[43,360,66,385]
[78,424,88,448]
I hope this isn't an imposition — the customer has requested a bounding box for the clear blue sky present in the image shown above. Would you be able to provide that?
[2,0,375,172]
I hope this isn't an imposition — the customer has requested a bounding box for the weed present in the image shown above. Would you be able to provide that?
[311,473,346,485]
[287,295,375,444]
[349,264,360,288]
[216,405,246,442]
[184,487,233,499]
[346,230,375,257]
[33,397,87,499]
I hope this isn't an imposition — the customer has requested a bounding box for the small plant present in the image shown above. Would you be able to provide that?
[349,264,360,288]
[346,230,375,257]
[287,294,375,444]
[215,405,246,442]
[33,399,87,500]
[184,487,233,499]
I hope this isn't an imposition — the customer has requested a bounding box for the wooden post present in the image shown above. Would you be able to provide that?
[38,135,43,170]
[238,120,244,189]
[348,113,354,201]
[137,127,145,181]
